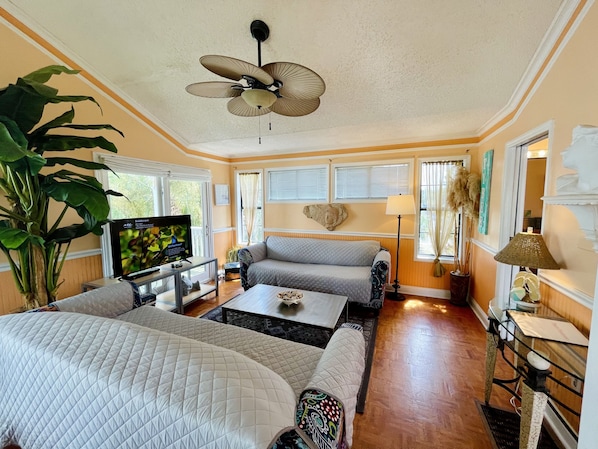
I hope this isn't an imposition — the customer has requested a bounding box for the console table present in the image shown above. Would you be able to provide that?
[485,305,587,449]
[82,256,218,314]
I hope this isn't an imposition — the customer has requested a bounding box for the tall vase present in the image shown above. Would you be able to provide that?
[449,271,471,306]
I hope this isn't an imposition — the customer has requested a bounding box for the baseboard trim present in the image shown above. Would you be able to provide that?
[394,284,450,300]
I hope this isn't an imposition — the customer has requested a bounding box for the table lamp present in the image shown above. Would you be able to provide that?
[385,194,416,301]
[494,232,560,310]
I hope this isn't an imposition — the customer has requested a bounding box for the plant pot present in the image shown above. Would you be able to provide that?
[449,271,471,306]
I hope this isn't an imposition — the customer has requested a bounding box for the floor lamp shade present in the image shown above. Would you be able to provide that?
[386,194,415,300]
[386,194,416,216]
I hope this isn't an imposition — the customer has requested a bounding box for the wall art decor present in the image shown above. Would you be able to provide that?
[214,184,230,206]
[478,149,494,235]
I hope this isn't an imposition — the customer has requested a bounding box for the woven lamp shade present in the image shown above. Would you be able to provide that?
[494,232,560,270]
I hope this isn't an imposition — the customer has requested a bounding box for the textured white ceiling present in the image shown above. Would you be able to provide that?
[3,0,565,158]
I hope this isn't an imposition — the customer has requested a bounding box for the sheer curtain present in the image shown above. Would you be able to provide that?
[239,172,260,245]
[422,161,457,277]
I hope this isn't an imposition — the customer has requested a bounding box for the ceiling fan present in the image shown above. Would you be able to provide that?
[185,20,325,117]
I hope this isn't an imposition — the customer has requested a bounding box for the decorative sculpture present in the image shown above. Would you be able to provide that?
[303,204,347,231]
[556,125,598,193]
[545,124,598,250]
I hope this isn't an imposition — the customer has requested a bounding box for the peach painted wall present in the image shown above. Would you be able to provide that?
[234,147,474,292]
[470,0,598,321]
[469,244,497,312]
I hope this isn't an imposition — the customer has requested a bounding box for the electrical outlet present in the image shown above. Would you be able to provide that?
[571,377,583,393]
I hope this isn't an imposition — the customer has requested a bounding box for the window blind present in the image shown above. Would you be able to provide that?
[335,163,410,199]
[96,153,211,182]
[267,167,328,201]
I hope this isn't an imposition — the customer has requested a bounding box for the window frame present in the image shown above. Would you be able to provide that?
[265,165,329,203]
[415,155,470,262]
[332,159,414,202]
[94,153,213,278]
[235,169,264,245]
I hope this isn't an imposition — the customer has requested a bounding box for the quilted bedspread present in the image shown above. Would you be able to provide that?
[0,312,297,449]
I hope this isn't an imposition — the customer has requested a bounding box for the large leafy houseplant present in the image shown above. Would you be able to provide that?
[0,65,122,310]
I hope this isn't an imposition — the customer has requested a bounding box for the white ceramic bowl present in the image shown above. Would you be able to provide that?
[277,290,303,306]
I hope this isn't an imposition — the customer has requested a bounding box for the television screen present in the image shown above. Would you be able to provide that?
[109,215,193,278]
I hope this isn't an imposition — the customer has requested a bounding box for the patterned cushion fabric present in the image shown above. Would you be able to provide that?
[265,236,380,267]
[247,259,373,304]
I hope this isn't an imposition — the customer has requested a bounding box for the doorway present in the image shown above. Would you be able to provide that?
[494,121,553,309]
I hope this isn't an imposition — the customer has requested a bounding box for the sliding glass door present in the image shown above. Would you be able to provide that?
[98,156,213,279]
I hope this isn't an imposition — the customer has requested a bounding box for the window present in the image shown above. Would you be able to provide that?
[96,154,212,277]
[334,161,412,200]
[236,171,263,245]
[416,157,466,261]
[267,166,328,202]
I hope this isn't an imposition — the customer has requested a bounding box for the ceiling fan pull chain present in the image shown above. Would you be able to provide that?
[259,114,262,144]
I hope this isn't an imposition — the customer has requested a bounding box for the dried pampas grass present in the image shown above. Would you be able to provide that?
[447,166,481,275]
[447,167,481,218]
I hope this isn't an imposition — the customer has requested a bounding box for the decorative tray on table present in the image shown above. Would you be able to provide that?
[277,290,304,306]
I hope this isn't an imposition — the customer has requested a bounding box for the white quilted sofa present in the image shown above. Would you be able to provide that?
[0,282,365,449]
[239,236,391,311]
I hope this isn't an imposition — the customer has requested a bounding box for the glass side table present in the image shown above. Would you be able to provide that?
[485,304,587,449]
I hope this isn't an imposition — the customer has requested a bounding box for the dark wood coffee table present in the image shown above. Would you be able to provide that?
[222,284,348,332]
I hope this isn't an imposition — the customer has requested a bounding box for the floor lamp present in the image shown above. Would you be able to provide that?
[385,194,416,301]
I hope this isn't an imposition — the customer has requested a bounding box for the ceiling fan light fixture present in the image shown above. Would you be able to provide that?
[241,89,277,109]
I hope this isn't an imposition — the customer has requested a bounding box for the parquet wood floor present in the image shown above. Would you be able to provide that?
[187,280,517,449]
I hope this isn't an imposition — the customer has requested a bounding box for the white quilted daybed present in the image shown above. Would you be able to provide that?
[0,282,365,449]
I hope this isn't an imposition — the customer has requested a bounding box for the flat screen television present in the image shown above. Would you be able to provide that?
[109,214,193,279]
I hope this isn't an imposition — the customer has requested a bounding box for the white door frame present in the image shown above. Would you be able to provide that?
[494,120,554,309]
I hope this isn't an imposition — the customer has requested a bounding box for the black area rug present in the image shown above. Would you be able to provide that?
[476,401,560,449]
[201,301,378,413]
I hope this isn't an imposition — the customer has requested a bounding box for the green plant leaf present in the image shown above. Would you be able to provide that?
[38,135,119,153]
[0,225,44,250]
[61,123,124,137]
[5,153,47,176]
[44,157,114,172]
[106,189,124,198]
[0,118,47,174]
[49,95,101,110]
[0,118,28,162]
[48,222,102,243]
[0,84,49,132]
[30,107,76,138]
[22,65,80,84]
[46,169,104,190]
[42,179,111,221]
[16,77,60,100]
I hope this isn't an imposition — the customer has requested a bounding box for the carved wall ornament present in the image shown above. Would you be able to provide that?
[556,125,598,194]
[303,203,347,231]
[544,124,598,251]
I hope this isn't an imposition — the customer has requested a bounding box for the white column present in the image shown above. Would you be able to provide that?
[577,266,598,448]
